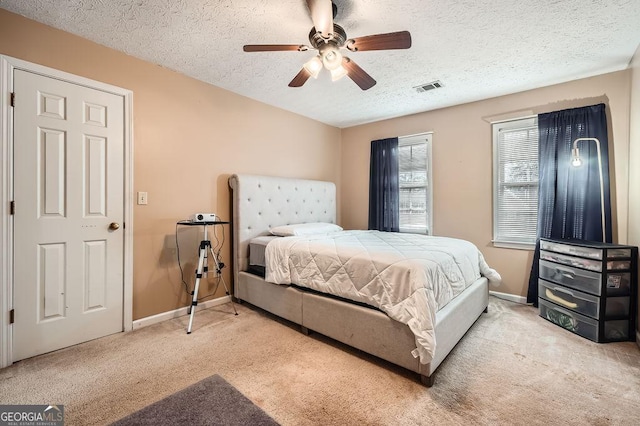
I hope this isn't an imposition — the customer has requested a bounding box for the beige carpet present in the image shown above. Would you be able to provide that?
[1,296,639,425]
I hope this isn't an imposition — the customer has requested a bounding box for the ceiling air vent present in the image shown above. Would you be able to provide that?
[414,80,443,93]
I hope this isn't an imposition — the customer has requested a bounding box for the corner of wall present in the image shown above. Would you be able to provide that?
[627,42,640,336]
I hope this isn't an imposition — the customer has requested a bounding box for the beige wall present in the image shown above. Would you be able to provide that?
[341,71,632,298]
[628,43,640,338]
[1,7,636,322]
[0,9,341,319]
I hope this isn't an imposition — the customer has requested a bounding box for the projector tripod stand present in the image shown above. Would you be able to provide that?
[179,220,237,334]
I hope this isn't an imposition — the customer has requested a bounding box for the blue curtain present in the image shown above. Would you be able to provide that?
[527,103,611,304]
[368,137,400,232]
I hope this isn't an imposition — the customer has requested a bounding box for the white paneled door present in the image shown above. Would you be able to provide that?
[12,70,125,361]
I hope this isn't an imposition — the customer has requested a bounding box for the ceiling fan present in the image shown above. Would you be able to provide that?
[243,0,412,90]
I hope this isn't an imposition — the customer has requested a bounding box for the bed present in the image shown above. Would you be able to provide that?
[228,173,498,386]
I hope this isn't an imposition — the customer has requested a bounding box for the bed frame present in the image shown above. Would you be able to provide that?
[228,174,488,386]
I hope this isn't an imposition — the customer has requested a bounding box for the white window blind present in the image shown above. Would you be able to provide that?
[399,134,432,234]
[493,118,538,247]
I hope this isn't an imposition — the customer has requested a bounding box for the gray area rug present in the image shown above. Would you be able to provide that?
[110,374,279,425]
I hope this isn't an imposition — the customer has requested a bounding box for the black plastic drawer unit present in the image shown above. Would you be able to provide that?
[538,238,637,343]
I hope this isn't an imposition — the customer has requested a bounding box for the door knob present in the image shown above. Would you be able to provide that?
[109,222,120,230]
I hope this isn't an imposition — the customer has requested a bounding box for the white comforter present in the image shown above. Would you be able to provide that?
[265,230,500,364]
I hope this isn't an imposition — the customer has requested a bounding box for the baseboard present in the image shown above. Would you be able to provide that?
[489,290,527,304]
[132,295,231,330]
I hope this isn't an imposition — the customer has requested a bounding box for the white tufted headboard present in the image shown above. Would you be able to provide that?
[228,174,337,294]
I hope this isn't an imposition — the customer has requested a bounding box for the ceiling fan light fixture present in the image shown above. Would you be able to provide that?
[303,56,323,79]
[321,45,343,70]
[330,65,348,81]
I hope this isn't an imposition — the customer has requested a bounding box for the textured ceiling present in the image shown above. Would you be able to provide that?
[1,0,640,128]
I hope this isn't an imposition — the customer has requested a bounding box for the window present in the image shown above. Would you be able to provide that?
[398,133,432,234]
[492,117,538,248]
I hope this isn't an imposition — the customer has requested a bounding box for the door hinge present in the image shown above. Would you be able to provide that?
[10,201,15,215]
[9,309,14,324]
[10,92,15,107]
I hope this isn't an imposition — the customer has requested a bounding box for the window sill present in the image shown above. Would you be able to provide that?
[492,241,535,251]
[400,229,429,235]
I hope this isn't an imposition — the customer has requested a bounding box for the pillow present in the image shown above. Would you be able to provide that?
[269,222,343,237]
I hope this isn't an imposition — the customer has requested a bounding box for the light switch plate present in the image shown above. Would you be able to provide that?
[137,191,148,205]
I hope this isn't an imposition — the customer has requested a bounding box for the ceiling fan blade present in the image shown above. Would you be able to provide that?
[346,31,412,52]
[288,68,312,87]
[243,44,308,52]
[306,0,334,38]
[342,58,376,90]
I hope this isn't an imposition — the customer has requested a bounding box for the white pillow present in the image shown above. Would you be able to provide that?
[269,222,343,237]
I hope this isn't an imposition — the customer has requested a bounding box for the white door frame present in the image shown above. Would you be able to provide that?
[0,55,134,368]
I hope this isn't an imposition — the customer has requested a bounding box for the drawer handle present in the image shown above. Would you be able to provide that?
[552,286,575,297]
[555,268,575,280]
[545,289,578,309]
